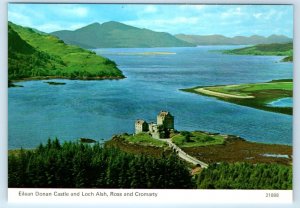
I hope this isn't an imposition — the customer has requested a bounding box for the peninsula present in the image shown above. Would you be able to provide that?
[223,42,293,62]
[182,79,292,115]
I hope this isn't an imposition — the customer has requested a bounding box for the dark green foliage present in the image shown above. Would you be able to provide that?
[51,21,194,48]
[254,43,292,52]
[181,131,192,142]
[8,139,194,188]
[197,163,292,189]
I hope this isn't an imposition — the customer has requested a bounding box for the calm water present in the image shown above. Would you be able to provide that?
[8,46,293,149]
[268,97,293,107]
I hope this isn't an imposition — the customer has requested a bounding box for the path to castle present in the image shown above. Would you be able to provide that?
[159,138,209,168]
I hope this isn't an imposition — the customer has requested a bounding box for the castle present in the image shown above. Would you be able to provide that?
[135,111,174,139]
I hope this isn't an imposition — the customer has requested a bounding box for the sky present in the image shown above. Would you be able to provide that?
[8,4,293,37]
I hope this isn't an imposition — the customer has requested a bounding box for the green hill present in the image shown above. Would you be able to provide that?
[223,42,293,62]
[51,21,195,48]
[8,22,124,82]
[175,34,292,45]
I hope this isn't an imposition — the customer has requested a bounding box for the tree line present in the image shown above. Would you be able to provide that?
[8,139,194,188]
[197,162,292,189]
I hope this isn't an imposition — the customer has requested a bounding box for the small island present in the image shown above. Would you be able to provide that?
[44,81,66,85]
[116,51,176,56]
[8,80,23,88]
[181,79,293,115]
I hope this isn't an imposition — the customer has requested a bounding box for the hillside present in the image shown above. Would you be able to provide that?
[175,34,292,45]
[223,42,293,62]
[8,22,124,82]
[51,21,195,48]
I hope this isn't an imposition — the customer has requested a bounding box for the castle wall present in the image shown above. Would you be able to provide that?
[135,120,148,134]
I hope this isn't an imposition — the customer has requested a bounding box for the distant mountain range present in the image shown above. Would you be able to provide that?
[51,21,195,48]
[51,21,292,48]
[175,34,292,45]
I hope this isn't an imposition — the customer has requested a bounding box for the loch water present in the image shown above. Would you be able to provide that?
[8,46,293,149]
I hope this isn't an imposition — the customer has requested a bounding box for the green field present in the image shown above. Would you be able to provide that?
[182,80,293,115]
[171,131,225,148]
[223,42,293,62]
[8,22,124,81]
[122,133,167,148]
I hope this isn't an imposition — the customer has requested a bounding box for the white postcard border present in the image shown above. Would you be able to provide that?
[8,189,293,204]
[1,0,300,208]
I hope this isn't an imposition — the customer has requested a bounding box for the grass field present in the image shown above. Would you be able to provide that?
[105,134,172,158]
[122,133,167,147]
[171,131,225,148]
[182,80,293,115]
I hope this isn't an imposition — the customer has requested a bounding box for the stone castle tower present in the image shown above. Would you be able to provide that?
[135,120,149,134]
[135,111,174,139]
[157,111,174,130]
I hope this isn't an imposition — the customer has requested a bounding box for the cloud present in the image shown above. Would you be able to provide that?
[73,7,89,17]
[179,5,205,11]
[221,7,244,19]
[123,16,200,34]
[165,17,199,24]
[34,23,64,32]
[253,13,263,19]
[54,5,89,18]
[143,5,157,13]
[262,10,277,20]
[33,22,88,33]
[194,5,206,10]
[8,11,33,26]
[8,4,45,26]
[124,16,199,28]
